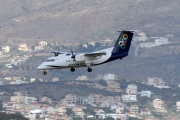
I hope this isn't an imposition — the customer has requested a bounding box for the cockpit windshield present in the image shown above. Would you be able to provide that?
[45,59,55,62]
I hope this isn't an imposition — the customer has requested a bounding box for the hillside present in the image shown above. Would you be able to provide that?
[0,0,180,85]
[0,0,180,44]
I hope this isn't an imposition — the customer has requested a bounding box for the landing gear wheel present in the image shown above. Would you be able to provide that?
[70,68,75,72]
[87,67,92,72]
[43,71,47,75]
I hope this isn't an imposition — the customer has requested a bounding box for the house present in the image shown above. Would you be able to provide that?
[2,102,14,111]
[139,90,153,98]
[76,96,88,104]
[144,118,159,120]
[176,101,180,111]
[154,37,168,46]
[152,98,167,113]
[76,75,89,81]
[24,96,37,104]
[147,77,166,87]
[10,96,23,103]
[30,78,36,82]
[61,94,77,104]
[18,44,30,51]
[97,113,128,120]
[103,73,117,81]
[104,96,121,104]
[29,109,46,119]
[110,103,125,114]
[106,81,120,92]
[87,94,104,104]
[153,98,164,109]
[14,91,28,97]
[140,108,151,115]
[57,106,67,116]
[40,96,52,103]
[52,77,59,82]
[126,84,137,94]
[95,109,105,114]
[2,46,10,53]
[4,77,12,80]
[35,45,44,50]
[72,106,84,116]
[39,41,47,46]
[129,105,139,114]
[121,94,137,102]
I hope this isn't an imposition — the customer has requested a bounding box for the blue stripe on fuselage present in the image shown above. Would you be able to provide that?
[105,53,128,63]
[95,52,128,65]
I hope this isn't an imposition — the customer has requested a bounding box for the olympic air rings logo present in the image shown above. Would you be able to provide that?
[119,34,128,49]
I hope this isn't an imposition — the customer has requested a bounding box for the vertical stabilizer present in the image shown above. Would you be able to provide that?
[112,30,134,54]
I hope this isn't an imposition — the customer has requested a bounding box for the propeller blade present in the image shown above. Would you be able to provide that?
[71,49,76,59]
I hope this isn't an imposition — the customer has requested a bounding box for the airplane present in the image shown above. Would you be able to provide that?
[37,30,134,75]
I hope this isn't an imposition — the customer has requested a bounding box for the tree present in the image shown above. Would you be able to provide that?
[99,80,107,87]
[36,113,40,118]
[104,117,115,120]
[66,108,73,116]
[0,112,28,120]
[0,101,2,111]
[73,117,82,120]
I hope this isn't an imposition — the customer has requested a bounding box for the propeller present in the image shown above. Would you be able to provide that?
[51,51,59,56]
[71,49,76,61]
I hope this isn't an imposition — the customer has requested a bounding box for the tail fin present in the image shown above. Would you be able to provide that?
[112,30,134,54]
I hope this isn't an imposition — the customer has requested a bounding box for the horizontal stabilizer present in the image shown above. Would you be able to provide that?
[83,52,106,57]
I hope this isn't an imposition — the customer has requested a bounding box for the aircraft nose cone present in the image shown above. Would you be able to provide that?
[37,65,43,70]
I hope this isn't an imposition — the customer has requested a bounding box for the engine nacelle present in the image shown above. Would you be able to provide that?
[75,54,86,61]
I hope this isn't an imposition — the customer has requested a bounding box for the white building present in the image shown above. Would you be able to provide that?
[24,96,37,104]
[140,108,151,115]
[130,105,139,114]
[153,98,164,109]
[30,78,36,82]
[104,73,117,81]
[126,84,137,94]
[139,90,152,98]
[76,75,89,81]
[154,37,168,46]
[147,77,166,87]
[39,41,47,46]
[29,109,46,119]
[134,37,148,42]
[176,101,180,111]
[121,94,137,102]
[139,42,156,48]
[2,46,10,53]
[18,44,30,51]
[97,113,127,120]
[5,64,13,68]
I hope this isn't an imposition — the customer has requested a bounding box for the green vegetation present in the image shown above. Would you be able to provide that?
[66,108,73,116]
[0,112,28,120]
[98,80,107,87]
[128,117,141,120]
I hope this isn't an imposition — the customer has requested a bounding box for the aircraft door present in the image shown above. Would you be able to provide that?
[58,58,64,66]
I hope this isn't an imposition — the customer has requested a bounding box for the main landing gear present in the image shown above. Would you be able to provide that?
[70,68,75,72]
[87,67,92,72]
[43,70,47,75]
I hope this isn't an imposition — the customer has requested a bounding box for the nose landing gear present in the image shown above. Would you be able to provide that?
[87,67,92,72]
[70,68,75,72]
[43,70,47,75]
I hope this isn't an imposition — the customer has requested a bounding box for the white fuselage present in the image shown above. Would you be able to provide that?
[37,47,113,70]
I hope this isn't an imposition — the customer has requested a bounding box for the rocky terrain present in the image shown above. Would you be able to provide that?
[0,0,180,85]
[0,0,179,44]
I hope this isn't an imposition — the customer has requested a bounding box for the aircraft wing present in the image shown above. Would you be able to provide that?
[83,52,106,57]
